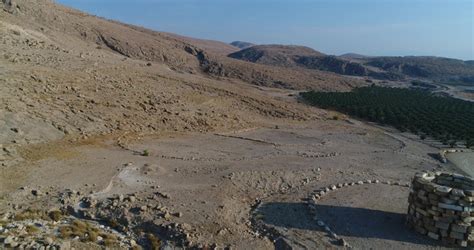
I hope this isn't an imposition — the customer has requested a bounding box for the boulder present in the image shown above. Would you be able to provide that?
[2,0,17,14]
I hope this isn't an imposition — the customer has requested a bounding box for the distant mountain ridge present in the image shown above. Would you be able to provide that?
[230,41,255,49]
[339,53,371,59]
[228,45,399,80]
[229,45,474,84]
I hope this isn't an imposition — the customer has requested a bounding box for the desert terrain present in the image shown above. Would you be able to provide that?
[0,0,472,249]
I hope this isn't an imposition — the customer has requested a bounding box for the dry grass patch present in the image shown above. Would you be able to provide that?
[26,224,40,234]
[48,210,64,222]
[0,219,7,227]
[14,209,49,221]
[59,220,118,246]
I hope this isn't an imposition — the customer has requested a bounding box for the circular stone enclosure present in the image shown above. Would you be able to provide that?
[407,172,474,247]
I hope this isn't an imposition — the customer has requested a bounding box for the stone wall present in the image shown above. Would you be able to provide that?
[407,172,474,247]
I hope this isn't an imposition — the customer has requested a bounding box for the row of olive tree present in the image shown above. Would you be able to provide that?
[301,86,474,148]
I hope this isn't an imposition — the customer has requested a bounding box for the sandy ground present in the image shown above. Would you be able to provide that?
[0,1,469,248]
[0,116,459,249]
[446,152,474,177]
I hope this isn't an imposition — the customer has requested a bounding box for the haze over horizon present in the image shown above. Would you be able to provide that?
[57,0,473,60]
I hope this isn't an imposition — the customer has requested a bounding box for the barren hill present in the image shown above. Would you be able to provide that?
[364,56,474,84]
[229,44,325,67]
[0,0,365,164]
[166,33,240,56]
[229,45,474,84]
[229,45,381,78]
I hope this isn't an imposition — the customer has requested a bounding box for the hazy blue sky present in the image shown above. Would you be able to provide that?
[57,0,473,60]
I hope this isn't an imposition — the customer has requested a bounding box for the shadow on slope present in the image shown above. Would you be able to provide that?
[259,202,440,247]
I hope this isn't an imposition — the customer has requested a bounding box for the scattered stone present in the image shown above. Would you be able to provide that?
[31,189,42,196]
[336,238,348,246]
[45,237,53,245]
[4,235,14,244]
[10,128,21,134]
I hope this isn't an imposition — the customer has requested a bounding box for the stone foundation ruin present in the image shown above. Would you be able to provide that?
[407,172,474,247]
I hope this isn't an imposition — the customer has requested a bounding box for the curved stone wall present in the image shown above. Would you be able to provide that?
[407,172,474,247]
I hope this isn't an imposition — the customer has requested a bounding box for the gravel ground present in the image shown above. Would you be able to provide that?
[1,118,458,249]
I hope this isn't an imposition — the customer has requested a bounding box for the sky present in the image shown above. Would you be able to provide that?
[57,0,473,60]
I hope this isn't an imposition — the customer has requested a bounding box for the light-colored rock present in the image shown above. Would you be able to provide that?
[45,237,53,245]
[4,235,14,244]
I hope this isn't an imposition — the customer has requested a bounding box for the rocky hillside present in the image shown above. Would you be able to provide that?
[0,0,367,167]
[167,33,239,55]
[229,45,474,84]
[364,56,474,84]
[228,45,398,80]
[228,45,325,67]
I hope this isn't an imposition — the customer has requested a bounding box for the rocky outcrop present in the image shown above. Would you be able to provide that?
[295,56,369,76]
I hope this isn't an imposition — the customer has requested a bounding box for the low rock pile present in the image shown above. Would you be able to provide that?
[407,172,474,247]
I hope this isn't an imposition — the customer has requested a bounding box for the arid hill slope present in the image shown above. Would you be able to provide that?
[3,0,351,166]
[229,45,395,79]
[365,56,474,84]
[229,44,326,67]
[3,0,362,91]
